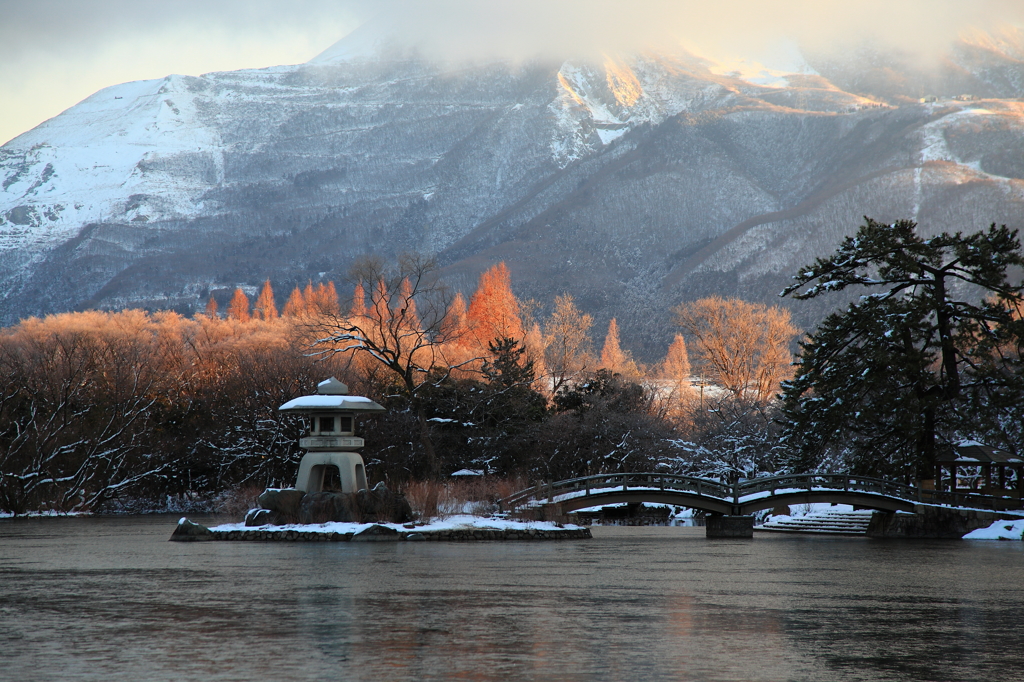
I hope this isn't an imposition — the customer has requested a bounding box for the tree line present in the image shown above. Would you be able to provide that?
[2,217,1020,513]
[0,257,798,513]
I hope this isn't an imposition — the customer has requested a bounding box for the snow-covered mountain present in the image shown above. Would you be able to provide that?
[2,30,1024,356]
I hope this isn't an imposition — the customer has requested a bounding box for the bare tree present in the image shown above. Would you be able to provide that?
[544,294,593,393]
[674,296,798,404]
[309,254,475,476]
[0,315,167,513]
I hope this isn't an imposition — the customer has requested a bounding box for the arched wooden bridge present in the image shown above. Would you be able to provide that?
[499,472,1019,516]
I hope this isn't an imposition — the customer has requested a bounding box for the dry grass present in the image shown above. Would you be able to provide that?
[216,482,266,517]
[402,477,528,520]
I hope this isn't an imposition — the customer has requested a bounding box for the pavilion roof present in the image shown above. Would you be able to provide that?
[937,442,1024,465]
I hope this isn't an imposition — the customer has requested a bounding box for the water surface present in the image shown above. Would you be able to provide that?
[1,516,1022,681]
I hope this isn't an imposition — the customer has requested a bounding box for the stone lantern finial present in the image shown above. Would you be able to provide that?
[317,377,348,395]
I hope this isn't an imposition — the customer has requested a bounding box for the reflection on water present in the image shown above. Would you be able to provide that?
[1,517,1022,681]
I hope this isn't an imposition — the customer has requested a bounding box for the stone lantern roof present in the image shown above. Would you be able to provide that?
[278,377,385,414]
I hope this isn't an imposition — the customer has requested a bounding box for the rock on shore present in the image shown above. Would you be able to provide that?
[244,483,413,526]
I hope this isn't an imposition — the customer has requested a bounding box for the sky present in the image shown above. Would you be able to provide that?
[0,1,363,145]
[3,0,1023,146]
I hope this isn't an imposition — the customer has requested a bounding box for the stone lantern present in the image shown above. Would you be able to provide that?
[278,377,385,494]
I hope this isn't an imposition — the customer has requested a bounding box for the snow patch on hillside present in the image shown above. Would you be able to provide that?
[548,57,716,167]
[0,75,224,250]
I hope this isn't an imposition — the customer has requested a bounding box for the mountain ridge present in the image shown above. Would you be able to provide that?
[2,38,1023,358]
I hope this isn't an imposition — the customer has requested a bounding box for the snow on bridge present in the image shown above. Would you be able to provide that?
[500,473,1022,517]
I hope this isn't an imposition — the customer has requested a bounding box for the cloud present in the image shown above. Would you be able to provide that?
[337,0,1024,67]
[3,0,1022,144]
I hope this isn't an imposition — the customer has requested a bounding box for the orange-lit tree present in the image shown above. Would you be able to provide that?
[674,296,797,404]
[544,294,593,393]
[227,289,251,322]
[467,262,525,354]
[253,280,278,321]
[309,255,474,476]
[282,286,305,317]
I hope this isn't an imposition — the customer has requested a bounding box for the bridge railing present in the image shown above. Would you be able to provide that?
[500,472,1024,512]
[499,472,731,511]
[736,474,920,502]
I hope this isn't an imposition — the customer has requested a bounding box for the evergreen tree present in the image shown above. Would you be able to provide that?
[349,281,367,318]
[661,334,691,382]
[467,262,525,351]
[599,318,626,372]
[282,287,305,317]
[482,337,536,388]
[780,218,1024,479]
[227,289,251,322]
[253,280,278,321]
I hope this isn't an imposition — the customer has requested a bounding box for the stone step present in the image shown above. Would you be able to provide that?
[766,522,866,529]
[756,509,874,535]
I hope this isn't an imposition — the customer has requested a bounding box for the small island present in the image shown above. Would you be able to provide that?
[171,377,591,542]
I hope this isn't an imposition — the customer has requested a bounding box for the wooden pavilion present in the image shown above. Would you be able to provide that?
[934,442,1024,499]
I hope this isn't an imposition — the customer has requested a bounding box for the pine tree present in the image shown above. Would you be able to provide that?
[253,280,278,321]
[524,321,548,385]
[662,334,691,383]
[349,281,367,319]
[467,262,524,351]
[227,289,250,322]
[482,337,536,388]
[307,282,340,315]
[780,218,1024,478]
[599,318,627,372]
[204,296,218,318]
[282,287,305,317]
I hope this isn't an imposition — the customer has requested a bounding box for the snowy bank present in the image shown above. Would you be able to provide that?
[211,514,581,535]
[963,519,1024,540]
[171,514,592,542]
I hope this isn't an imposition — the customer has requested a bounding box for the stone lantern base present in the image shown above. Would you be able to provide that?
[295,451,368,494]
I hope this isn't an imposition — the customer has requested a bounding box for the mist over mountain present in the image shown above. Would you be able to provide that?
[2,25,1023,358]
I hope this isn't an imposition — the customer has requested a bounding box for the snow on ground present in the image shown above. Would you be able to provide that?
[963,519,1024,540]
[207,514,583,534]
[0,510,88,518]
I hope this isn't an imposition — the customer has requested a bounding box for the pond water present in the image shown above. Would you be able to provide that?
[1,516,1022,682]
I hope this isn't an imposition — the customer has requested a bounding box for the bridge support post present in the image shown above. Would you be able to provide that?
[706,515,754,538]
